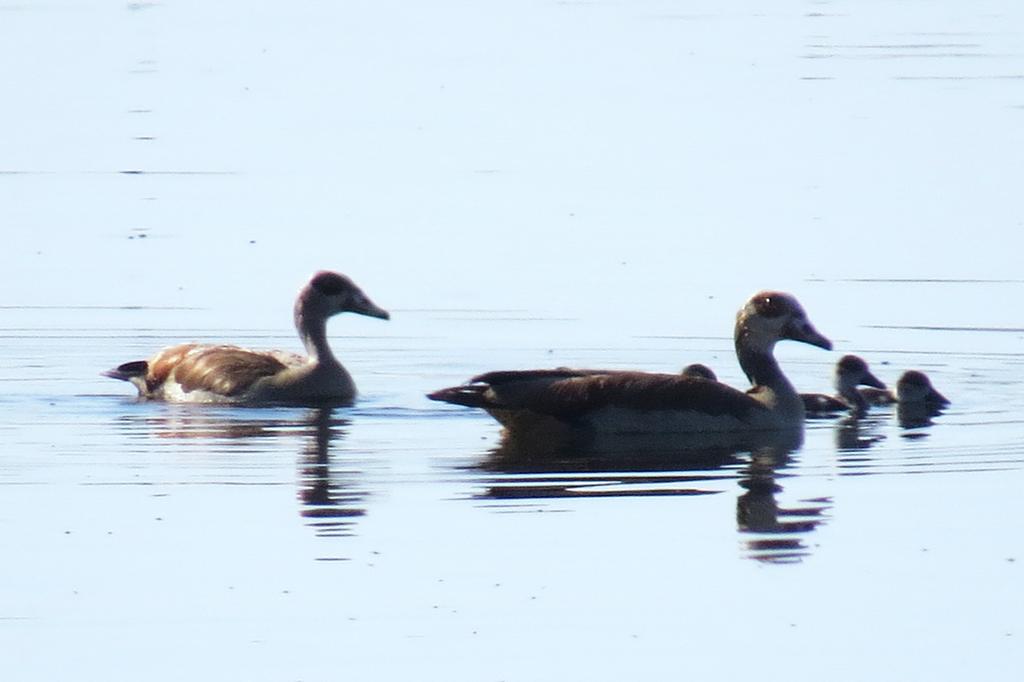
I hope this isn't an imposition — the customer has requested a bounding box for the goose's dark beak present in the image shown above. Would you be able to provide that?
[861,369,886,390]
[360,302,390,321]
[353,295,390,320]
[786,319,832,351]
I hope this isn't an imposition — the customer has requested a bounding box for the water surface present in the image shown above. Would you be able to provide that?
[2,1,1023,680]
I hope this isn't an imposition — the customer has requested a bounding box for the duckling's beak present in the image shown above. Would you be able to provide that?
[861,370,886,390]
[355,298,390,320]
[928,387,951,406]
[785,319,832,351]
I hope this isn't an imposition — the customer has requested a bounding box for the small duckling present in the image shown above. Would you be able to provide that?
[801,354,886,416]
[860,370,950,408]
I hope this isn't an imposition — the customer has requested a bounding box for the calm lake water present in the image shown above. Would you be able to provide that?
[3,1,1023,680]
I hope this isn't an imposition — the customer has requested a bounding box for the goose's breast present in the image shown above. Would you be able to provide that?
[248,362,356,404]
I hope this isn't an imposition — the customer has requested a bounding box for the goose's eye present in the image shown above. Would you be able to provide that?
[758,296,787,318]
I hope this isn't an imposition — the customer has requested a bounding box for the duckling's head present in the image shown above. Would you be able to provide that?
[895,370,949,406]
[681,363,717,381]
[736,291,832,353]
[833,354,885,393]
[300,271,390,321]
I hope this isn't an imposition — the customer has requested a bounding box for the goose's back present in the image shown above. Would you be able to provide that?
[432,370,775,433]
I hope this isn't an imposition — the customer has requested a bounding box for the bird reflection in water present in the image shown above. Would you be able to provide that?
[897,402,947,430]
[114,406,365,540]
[834,414,886,452]
[474,427,831,563]
[296,408,367,539]
[736,446,831,564]
[476,429,759,500]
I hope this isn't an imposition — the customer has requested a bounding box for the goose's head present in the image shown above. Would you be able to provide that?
[735,291,832,353]
[300,270,390,321]
[833,354,885,393]
[895,370,949,406]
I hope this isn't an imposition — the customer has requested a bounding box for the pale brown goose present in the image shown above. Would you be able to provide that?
[801,354,886,416]
[427,291,832,435]
[860,370,950,408]
[104,271,389,405]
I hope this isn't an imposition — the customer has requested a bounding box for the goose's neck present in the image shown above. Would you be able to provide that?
[736,338,804,422]
[737,342,792,392]
[735,329,802,419]
[295,304,338,366]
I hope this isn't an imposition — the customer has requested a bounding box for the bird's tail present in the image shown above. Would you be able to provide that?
[102,360,149,382]
[427,384,491,408]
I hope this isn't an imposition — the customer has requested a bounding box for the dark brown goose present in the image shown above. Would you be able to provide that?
[428,291,831,435]
[103,271,389,405]
[801,354,886,416]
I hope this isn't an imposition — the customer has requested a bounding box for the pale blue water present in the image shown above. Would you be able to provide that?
[2,1,1023,680]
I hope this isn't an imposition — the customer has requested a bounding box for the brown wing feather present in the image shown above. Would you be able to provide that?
[147,344,202,389]
[152,344,288,397]
[526,373,764,420]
